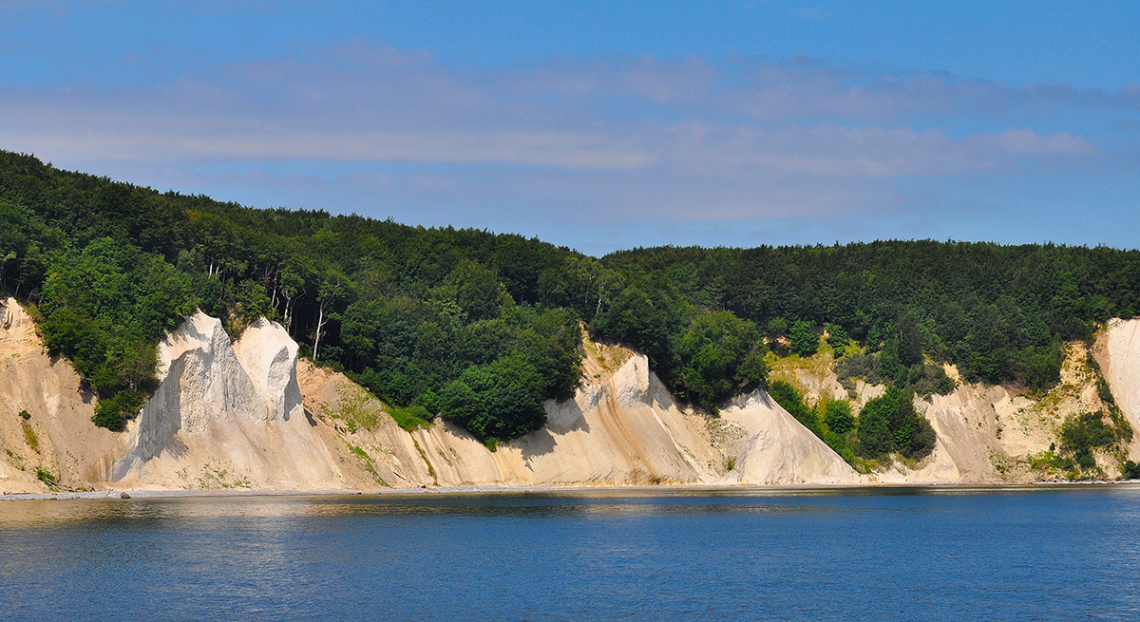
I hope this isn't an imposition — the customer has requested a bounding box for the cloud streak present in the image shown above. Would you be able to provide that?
[0,41,1136,251]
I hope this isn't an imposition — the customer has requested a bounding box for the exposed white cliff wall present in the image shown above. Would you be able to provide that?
[300,336,862,488]
[0,298,121,494]
[719,391,861,485]
[761,339,1121,483]
[7,302,1138,493]
[878,341,1110,483]
[233,318,304,423]
[111,312,343,490]
[1097,318,1140,460]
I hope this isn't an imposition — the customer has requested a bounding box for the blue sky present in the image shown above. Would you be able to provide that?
[2,1,1138,255]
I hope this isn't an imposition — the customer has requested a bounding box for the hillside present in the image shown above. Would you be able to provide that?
[6,297,1140,494]
[3,151,1140,489]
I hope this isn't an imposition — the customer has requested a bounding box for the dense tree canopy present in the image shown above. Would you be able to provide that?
[3,151,1139,441]
[855,387,936,461]
[600,241,1140,392]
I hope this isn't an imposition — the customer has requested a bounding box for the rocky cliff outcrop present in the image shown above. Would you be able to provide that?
[719,392,860,485]
[5,305,1140,493]
[1096,318,1140,460]
[298,334,860,488]
[0,298,120,494]
[868,341,1114,483]
[111,312,343,490]
[761,339,1125,483]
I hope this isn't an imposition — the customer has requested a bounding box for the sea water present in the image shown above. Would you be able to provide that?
[2,486,1139,621]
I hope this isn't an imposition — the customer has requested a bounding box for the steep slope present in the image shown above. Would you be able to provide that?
[300,334,860,488]
[719,391,861,485]
[415,348,723,486]
[8,303,1136,492]
[1097,318,1140,460]
[298,347,723,488]
[765,340,1120,483]
[111,312,344,490]
[876,342,1111,482]
[0,298,121,494]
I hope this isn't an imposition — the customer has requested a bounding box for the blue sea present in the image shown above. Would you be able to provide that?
[2,486,1140,621]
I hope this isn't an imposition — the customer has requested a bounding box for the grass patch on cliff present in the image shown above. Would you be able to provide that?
[192,465,251,489]
[322,381,432,433]
[1028,450,1071,476]
[21,421,40,454]
[386,403,431,432]
[321,384,385,432]
[4,448,25,470]
[348,444,387,486]
[35,466,57,488]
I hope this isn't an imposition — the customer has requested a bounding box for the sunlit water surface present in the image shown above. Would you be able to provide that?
[3,486,1140,621]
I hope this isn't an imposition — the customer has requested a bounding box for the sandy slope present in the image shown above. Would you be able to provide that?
[0,298,121,494]
[5,305,1140,493]
[719,391,860,485]
[1097,318,1140,461]
[299,334,858,488]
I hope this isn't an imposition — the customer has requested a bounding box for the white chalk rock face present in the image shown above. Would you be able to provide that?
[720,391,862,485]
[1103,318,1140,431]
[0,298,121,493]
[412,352,724,487]
[1100,318,1140,464]
[115,312,262,475]
[155,311,262,433]
[233,317,303,423]
[112,312,342,489]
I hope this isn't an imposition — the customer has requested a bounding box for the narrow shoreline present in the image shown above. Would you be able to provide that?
[4,480,1138,501]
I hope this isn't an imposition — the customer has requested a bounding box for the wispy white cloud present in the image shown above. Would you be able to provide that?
[0,40,1134,248]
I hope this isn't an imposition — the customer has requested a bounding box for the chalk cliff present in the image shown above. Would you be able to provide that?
[0,297,120,494]
[1096,318,1140,461]
[110,312,343,490]
[3,303,1140,494]
[298,334,859,488]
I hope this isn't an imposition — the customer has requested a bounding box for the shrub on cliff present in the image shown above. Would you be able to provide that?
[768,380,821,436]
[439,355,547,442]
[673,311,768,412]
[1059,411,1131,470]
[855,387,935,461]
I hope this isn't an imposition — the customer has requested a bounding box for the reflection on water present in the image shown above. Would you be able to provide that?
[3,486,1140,621]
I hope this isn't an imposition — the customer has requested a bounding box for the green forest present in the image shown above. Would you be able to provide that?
[3,150,1140,454]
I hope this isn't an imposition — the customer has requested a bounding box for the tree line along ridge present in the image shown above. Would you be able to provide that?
[2,150,1139,459]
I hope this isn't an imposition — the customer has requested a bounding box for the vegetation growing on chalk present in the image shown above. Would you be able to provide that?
[856,387,937,461]
[21,420,39,454]
[767,379,935,467]
[1057,411,1132,478]
[835,353,955,399]
[35,466,57,488]
[4,151,1140,443]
